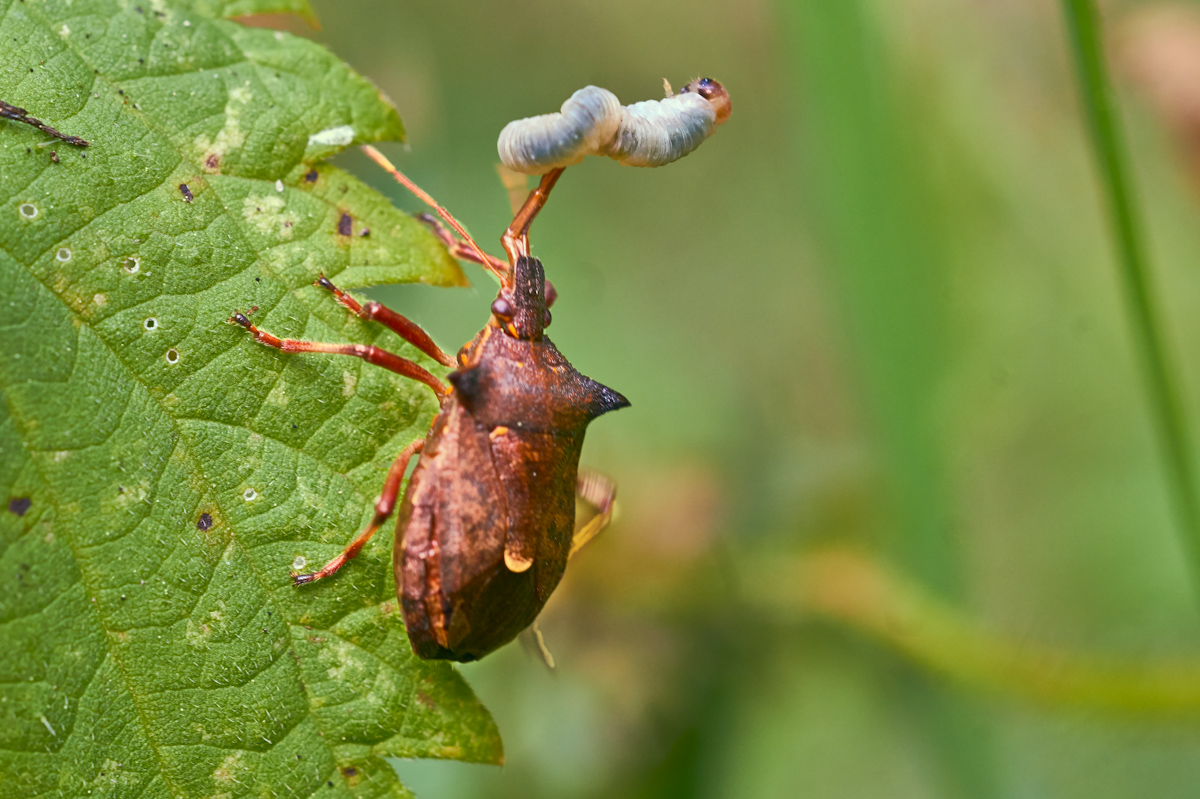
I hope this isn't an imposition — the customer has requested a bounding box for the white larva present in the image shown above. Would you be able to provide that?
[498,78,732,175]
[498,86,622,174]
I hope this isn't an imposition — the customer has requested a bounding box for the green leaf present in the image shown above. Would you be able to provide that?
[0,0,500,796]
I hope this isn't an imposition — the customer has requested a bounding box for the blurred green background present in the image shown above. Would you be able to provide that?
[305,0,1200,795]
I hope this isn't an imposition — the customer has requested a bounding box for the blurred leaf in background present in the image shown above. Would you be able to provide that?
[298,0,1200,797]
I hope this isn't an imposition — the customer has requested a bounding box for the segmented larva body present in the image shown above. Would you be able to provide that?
[498,78,732,175]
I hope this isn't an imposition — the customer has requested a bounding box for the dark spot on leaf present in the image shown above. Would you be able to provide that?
[8,497,31,516]
[337,213,352,236]
[304,169,318,183]
[196,512,213,531]
[50,150,58,163]
[179,183,193,203]
[341,766,358,777]
[327,782,333,788]
[205,153,219,171]
[416,690,436,710]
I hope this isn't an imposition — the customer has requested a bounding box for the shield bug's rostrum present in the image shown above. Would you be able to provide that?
[231,78,730,661]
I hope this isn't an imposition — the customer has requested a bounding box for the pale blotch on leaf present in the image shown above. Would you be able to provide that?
[18,203,38,219]
[215,86,251,154]
[55,247,71,262]
[292,555,307,570]
[165,348,180,365]
[94,293,107,306]
[243,194,295,238]
[212,752,244,786]
[308,124,355,147]
[122,256,140,274]
[243,488,257,501]
[342,370,357,397]
[265,383,289,406]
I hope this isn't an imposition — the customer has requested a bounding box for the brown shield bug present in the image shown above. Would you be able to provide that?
[231,78,729,661]
[230,153,626,661]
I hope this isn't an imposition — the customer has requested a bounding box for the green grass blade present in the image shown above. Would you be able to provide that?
[1061,0,1200,591]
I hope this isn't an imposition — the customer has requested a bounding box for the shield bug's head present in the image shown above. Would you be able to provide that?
[681,77,732,125]
[491,256,551,340]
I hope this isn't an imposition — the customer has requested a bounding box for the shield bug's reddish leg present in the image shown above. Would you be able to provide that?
[293,438,426,585]
[228,310,450,398]
[571,470,618,557]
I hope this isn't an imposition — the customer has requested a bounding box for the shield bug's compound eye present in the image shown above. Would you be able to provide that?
[491,297,514,321]
[543,309,552,328]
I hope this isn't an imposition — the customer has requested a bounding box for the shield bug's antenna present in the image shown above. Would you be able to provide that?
[361,144,509,283]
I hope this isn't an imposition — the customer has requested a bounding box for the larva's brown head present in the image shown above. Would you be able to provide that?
[682,77,732,125]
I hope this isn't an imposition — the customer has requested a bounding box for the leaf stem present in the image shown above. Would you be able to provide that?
[783,550,1200,714]
[1061,0,1200,591]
